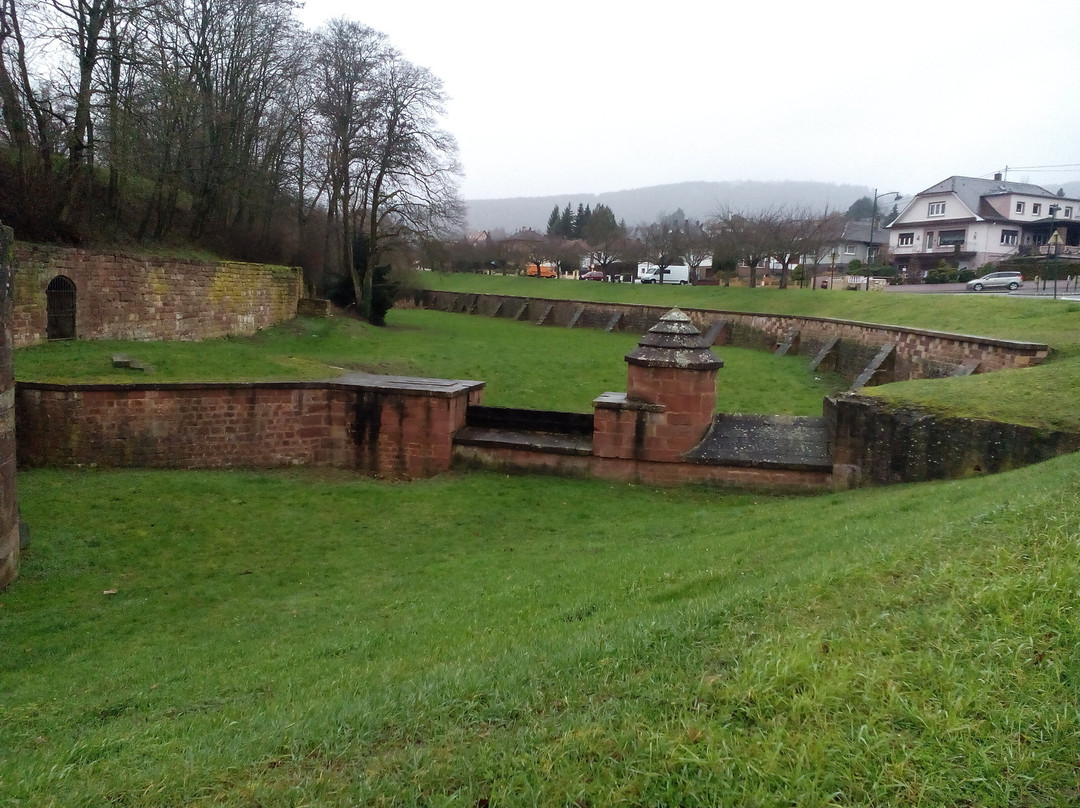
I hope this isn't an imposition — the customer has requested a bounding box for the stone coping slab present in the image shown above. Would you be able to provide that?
[454,426,592,456]
[18,372,486,399]
[593,391,665,412]
[686,414,833,472]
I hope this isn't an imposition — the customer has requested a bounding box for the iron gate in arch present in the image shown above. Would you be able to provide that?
[46,275,76,340]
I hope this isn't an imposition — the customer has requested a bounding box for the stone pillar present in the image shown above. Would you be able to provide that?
[593,308,722,463]
[0,222,19,590]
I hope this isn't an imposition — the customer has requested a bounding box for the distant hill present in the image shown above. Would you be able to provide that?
[1057,181,1080,198]
[464,180,873,234]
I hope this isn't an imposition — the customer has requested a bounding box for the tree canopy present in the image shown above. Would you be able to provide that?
[0,0,462,321]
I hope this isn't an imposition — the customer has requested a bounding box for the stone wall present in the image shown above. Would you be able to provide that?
[15,376,484,479]
[453,444,833,490]
[0,224,18,589]
[827,394,1080,486]
[419,291,1048,384]
[12,244,302,347]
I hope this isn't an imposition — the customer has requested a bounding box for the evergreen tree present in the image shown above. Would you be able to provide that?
[845,197,876,220]
[558,204,573,238]
[571,203,588,238]
[546,206,561,236]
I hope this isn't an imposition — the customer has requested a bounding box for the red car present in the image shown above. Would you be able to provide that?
[580,270,605,281]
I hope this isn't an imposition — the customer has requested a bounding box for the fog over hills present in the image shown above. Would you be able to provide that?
[464,181,874,234]
[464,178,1080,235]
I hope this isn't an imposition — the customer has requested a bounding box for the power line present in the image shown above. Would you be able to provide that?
[1002,164,1080,171]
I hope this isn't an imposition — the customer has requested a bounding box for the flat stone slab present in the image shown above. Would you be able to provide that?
[454,426,592,456]
[327,371,484,397]
[111,353,154,372]
[686,414,832,471]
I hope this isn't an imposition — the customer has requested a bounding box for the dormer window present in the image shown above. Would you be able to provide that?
[928,202,945,217]
[1016,201,1025,214]
[1032,203,1042,216]
[1066,207,1073,218]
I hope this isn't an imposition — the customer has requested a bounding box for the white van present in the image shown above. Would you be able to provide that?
[637,264,690,284]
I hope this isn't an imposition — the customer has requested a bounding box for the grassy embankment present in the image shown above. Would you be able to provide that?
[2,459,1079,806]
[421,273,1080,431]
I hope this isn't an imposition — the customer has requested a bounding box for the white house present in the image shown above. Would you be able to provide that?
[886,175,1080,277]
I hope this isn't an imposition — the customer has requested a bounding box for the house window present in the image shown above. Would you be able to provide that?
[843,244,857,255]
[928,202,946,217]
[1015,201,1025,213]
[898,233,914,246]
[939,229,966,246]
[1001,230,1018,246]
[1065,207,1073,218]
[1032,203,1042,216]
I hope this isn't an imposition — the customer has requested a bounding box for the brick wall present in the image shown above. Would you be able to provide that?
[0,224,18,589]
[453,444,832,491]
[12,244,302,347]
[15,377,484,479]
[420,291,1048,383]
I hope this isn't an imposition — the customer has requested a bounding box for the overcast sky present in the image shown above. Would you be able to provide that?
[296,0,1080,201]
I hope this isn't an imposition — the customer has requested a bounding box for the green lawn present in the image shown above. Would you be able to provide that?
[14,310,842,416]
[3,459,1079,806]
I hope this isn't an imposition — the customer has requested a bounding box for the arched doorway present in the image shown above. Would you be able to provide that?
[46,275,76,340]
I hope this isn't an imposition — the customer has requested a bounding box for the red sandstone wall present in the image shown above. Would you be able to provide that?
[452,443,832,490]
[12,244,302,347]
[15,379,483,479]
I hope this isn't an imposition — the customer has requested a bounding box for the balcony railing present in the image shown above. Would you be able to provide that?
[1039,244,1080,257]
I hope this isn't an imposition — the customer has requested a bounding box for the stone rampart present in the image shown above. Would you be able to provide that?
[12,243,302,347]
[419,290,1048,384]
[827,394,1080,486]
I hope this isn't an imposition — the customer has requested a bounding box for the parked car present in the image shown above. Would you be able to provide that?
[966,271,1023,291]
[580,270,605,281]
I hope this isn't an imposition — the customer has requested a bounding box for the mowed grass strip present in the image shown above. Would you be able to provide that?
[14,309,841,415]
[2,460,1079,806]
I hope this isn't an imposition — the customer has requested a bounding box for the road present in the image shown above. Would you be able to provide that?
[884,283,1080,299]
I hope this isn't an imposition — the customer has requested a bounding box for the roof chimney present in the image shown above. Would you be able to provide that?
[994,172,1002,181]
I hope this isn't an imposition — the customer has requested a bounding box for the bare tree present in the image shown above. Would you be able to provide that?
[707,208,777,288]
[637,212,684,280]
[800,213,846,288]
[353,51,462,320]
[311,18,386,294]
[680,220,711,282]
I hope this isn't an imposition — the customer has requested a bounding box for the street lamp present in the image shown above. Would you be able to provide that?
[1049,204,1061,299]
[867,188,901,290]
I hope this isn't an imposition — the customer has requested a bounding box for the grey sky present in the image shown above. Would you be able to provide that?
[297,0,1080,201]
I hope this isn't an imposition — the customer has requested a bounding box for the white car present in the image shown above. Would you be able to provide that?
[966,271,1023,292]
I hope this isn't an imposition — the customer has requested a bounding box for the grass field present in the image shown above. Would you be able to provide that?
[3,459,1079,806]
[14,309,842,416]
